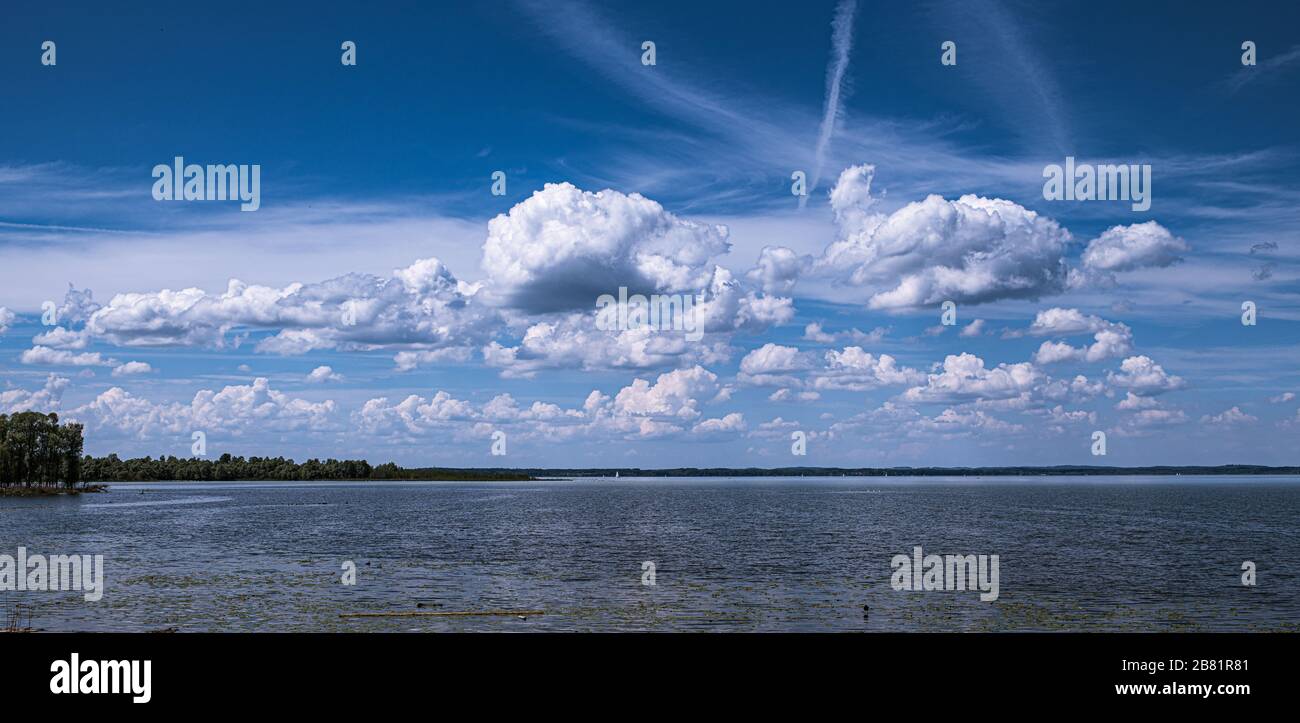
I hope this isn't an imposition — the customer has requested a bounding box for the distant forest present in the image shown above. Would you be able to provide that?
[3,412,1297,489]
[0,415,531,485]
[518,465,1300,477]
[81,454,534,482]
[70,460,1300,482]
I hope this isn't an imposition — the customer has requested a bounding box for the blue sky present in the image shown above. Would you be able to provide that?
[1,0,1298,467]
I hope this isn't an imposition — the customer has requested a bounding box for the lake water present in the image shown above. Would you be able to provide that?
[2,476,1297,632]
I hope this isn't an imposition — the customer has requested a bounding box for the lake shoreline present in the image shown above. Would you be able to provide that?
[73,465,1300,485]
[0,484,108,497]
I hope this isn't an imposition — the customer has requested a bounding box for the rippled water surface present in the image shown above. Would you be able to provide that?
[2,476,1297,631]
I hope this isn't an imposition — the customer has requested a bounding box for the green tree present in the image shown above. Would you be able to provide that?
[0,412,85,488]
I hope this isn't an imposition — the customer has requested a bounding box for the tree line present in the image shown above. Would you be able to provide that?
[80,455,532,482]
[0,419,534,485]
[503,465,1300,477]
[82,453,376,482]
[0,412,85,488]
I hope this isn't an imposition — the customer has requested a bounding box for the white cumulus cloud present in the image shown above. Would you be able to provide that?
[480,182,730,312]
[1081,221,1188,273]
[305,365,343,383]
[815,165,1072,309]
[1107,355,1186,396]
[903,353,1043,403]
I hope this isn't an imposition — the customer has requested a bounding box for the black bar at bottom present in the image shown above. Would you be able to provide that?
[0,632,1286,710]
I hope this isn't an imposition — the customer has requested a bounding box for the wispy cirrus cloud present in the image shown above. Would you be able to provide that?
[1222,43,1300,94]
[805,0,858,208]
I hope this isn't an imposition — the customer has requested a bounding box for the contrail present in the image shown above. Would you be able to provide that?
[804,0,858,208]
